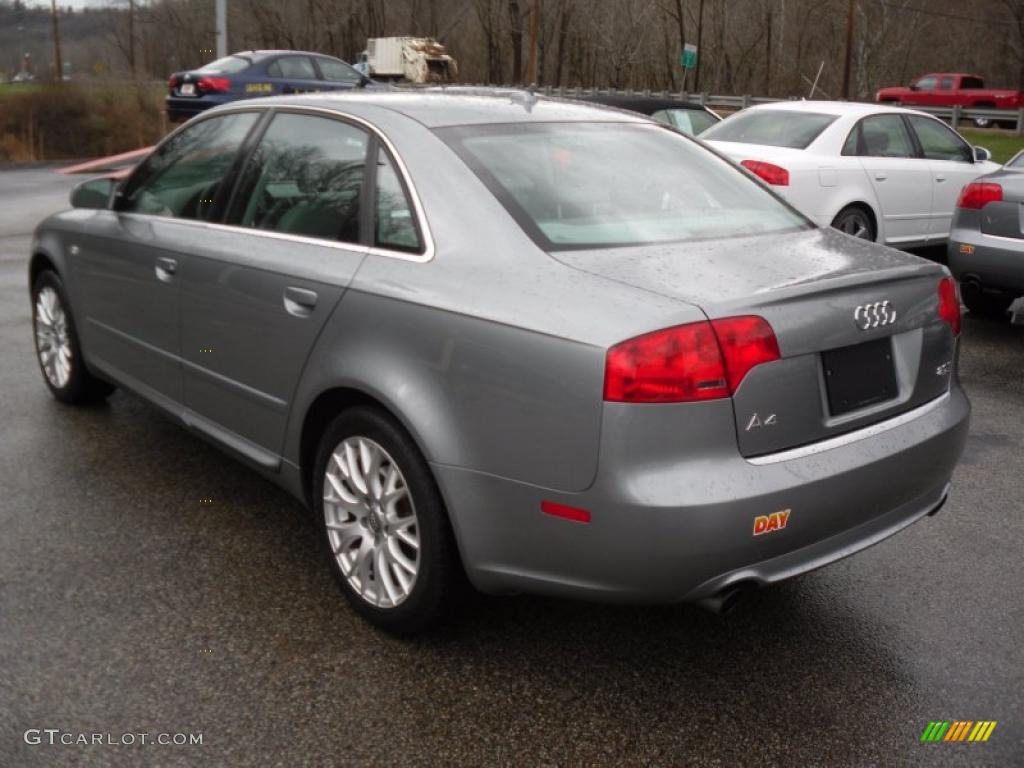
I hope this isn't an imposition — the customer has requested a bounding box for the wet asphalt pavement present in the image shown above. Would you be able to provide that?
[0,167,1022,767]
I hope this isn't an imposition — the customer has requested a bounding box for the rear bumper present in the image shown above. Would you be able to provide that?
[435,385,969,603]
[948,228,1024,293]
[165,95,231,122]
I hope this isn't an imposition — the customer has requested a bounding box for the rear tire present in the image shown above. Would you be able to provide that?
[961,285,1014,318]
[31,270,115,404]
[831,205,876,242]
[313,406,464,635]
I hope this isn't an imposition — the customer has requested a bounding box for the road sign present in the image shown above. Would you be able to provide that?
[681,43,698,69]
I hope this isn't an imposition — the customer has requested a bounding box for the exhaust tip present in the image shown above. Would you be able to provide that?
[696,581,757,615]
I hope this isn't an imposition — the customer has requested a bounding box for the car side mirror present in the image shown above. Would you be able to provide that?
[973,146,993,163]
[909,82,920,91]
[70,177,117,209]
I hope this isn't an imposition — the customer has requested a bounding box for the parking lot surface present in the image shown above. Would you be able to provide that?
[1,168,1021,766]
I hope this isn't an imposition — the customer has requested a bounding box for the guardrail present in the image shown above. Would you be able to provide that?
[461,83,1024,134]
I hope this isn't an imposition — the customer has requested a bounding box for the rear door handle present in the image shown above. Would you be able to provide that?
[283,286,318,317]
[155,257,177,282]
[874,173,887,181]
[935,175,947,183]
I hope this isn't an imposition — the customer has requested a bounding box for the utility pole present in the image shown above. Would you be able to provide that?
[50,0,63,83]
[216,0,228,59]
[694,0,705,92]
[128,0,136,77]
[841,0,854,100]
[526,0,540,85]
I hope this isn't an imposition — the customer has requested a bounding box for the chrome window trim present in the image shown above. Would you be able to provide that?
[746,392,950,465]
[119,103,435,263]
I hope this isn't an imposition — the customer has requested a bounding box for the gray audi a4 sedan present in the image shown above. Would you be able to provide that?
[948,150,1024,319]
[30,92,969,633]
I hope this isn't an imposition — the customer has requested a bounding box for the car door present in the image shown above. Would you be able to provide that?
[176,110,374,463]
[265,55,323,94]
[72,111,260,407]
[904,114,980,240]
[849,114,933,244]
[313,56,366,92]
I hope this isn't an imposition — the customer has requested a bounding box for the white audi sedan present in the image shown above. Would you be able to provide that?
[702,101,1000,247]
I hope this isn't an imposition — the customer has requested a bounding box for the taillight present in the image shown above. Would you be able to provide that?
[197,76,231,93]
[604,316,780,403]
[938,277,962,337]
[957,182,1002,209]
[741,159,790,186]
[168,75,179,89]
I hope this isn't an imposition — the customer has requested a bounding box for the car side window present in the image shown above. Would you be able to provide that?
[317,57,362,85]
[907,116,973,162]
[267,56,316,79]
[374,149,422,253]
[851,115,916,158]
[118,112,258,220]
[939,77,954,90]
[226,113,368,244]
[915,76,937,91]
[962,76,984,89]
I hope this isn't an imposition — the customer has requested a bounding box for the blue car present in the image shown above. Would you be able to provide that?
[166,50,374,122]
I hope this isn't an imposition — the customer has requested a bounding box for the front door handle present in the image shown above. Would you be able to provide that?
[935,175,947,183]
[155,257,177,283]
[874,173,887,181]
[283,286,318,317]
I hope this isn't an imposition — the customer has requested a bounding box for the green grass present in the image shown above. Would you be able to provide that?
[959,128,1024,164]
[0,81,48,95]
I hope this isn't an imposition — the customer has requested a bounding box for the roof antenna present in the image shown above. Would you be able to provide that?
[510,86,539,112]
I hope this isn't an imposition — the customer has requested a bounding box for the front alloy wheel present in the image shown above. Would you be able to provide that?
[31,270,114,404]
[324,436,420,609]
[35,285,72,389]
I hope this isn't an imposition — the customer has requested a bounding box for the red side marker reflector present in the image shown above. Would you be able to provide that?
[541,501,591,523]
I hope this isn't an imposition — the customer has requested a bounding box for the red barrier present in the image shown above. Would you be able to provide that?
[56,146,153,175]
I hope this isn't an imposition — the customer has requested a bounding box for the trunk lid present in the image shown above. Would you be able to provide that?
[977,170,1024,239]
[554,227,955,457]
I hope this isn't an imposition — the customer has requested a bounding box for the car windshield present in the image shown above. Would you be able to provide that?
[197,55,251,74]
[438,122,809,250]
[702,110,837,149]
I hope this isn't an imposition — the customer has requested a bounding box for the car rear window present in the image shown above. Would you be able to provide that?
[651,108,719,136]
[702,110,837,149]
[196,55,251,74]
[437,122,809,250]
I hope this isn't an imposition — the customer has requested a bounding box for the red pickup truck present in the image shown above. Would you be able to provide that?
[877,73,1023,127]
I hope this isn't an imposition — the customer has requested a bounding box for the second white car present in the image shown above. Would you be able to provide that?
[702,101,999,246]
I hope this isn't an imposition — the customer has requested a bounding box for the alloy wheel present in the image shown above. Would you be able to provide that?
[34,286,72,389]
[323,436,420,609]
[836,211,872,240]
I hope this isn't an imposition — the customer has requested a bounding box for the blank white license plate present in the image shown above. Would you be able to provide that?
[180,83,195,96]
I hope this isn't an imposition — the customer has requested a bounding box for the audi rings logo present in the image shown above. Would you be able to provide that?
[854,300,897,330]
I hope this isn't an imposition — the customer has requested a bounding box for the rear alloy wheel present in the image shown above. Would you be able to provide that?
[831,206,876,242]
[314,407,462,634]
[32,270,114,404]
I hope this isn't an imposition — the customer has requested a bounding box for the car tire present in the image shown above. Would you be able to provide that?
[831,206,876,242]
[313,406,464,635]
[973,117,991,129]
[31,270,115,404]
[961,285,1014,318]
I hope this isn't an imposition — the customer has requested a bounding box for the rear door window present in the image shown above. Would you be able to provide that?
[267,56,317,80]
[226,113,368,244]
[374,149,421,253]
[847,115,917,158]
[317,57,363,85]
[118,112,258,219]
[907,116,972,162]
